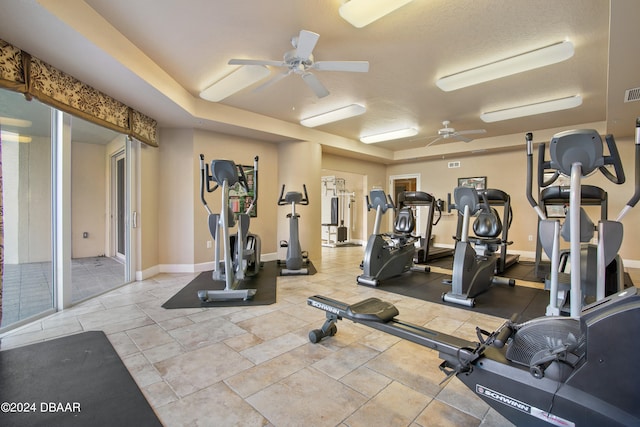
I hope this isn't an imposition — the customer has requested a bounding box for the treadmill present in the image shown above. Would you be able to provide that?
[397,191,453,264]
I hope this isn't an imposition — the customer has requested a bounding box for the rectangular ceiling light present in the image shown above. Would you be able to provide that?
[436,41,574,92]
[300,104,366,127]
[339,0,414,28]
[480,95,582,123]
[200,65,271,102]
[361,127,418,144]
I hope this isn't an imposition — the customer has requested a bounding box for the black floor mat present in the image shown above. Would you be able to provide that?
[0,331,161,427]
[368,270,549,321]
[162,260,281,308]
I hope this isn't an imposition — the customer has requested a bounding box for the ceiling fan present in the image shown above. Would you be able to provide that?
[228,30,369,98]
[423,120,487,147]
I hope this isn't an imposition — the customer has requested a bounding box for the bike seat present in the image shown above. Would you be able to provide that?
[346,298,399,322]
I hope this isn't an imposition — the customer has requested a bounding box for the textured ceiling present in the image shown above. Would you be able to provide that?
[0,0,638,162]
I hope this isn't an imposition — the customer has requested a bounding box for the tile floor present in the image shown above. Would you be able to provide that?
[1,257,125,327]
[1,247,638,426]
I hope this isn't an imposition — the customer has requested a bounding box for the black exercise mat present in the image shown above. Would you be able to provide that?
[277,260,317,276]
[162,260,279,308]
[424,257,546,283]
[370,270,549,321]
[0,331,161,427]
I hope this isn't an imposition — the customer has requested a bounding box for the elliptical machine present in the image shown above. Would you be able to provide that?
[526,128,631,316]
[197,154,261,301]
[277,184,310,275]
[357,189,429,287]
[442,187,514,307]
[307,120,640,427]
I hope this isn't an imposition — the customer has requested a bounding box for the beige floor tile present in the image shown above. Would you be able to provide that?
[154,342,253,397]
[239,332,308,365]
[339,365,393,398]
[155,381,268,426]
[126,323,175,350]
[247,367,367,427]
[365,340,446,398]
[312,342,380,380]
[414,399,481,427]
[345,380,431,427]
[226,343,332,398]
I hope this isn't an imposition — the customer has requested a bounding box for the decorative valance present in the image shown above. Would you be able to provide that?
[0,39,157,147]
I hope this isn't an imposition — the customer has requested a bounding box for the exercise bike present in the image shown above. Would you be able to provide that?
[197,154,261,301]
[307,120,640,427]
[277,184,310,275]
[357,189,429,287]
[442,187,514,307]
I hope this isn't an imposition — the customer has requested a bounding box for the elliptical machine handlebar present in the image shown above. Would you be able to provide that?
[617,117,640,220]
[277,184,310,206]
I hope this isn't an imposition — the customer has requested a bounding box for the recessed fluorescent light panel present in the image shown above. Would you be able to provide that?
[1,130,32,143]
[339,0,414,28]
[480,95,582,123]
[436,41,574,92]
[0,117,32,127]
[361,127,418,144]
[200,65,270,102]
[300,104,366,127]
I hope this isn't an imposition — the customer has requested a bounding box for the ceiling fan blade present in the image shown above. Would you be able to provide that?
[253,70,289,92]
[425,136,443,147]
[456,129,487,136]
[301,72,329,98]
[453,135,473,143]
[313,61,369,73]
[296,30,320,60]
[229,58,285,67]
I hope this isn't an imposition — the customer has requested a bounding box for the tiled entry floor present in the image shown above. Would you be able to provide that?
[1,256,125,327]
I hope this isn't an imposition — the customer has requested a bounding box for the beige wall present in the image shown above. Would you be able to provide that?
[138,141,160,274]
[71,141,107,258]
[158,128,195,266]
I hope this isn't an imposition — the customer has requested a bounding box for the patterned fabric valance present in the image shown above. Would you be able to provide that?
[0,39,157,146]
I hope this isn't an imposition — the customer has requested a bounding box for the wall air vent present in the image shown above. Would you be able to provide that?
[624,87,640,103]
[448,161,461,168]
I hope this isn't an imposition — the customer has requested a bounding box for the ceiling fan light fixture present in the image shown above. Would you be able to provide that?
[199,65,271,102]
[436,40,574,92]
[480,95,582,122]
[300,104,366,127]
[361,127,418,144]
[339,0,414,28]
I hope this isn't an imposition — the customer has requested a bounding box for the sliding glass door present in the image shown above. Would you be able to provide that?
[0,88,134,332]
[1,90,55,329]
